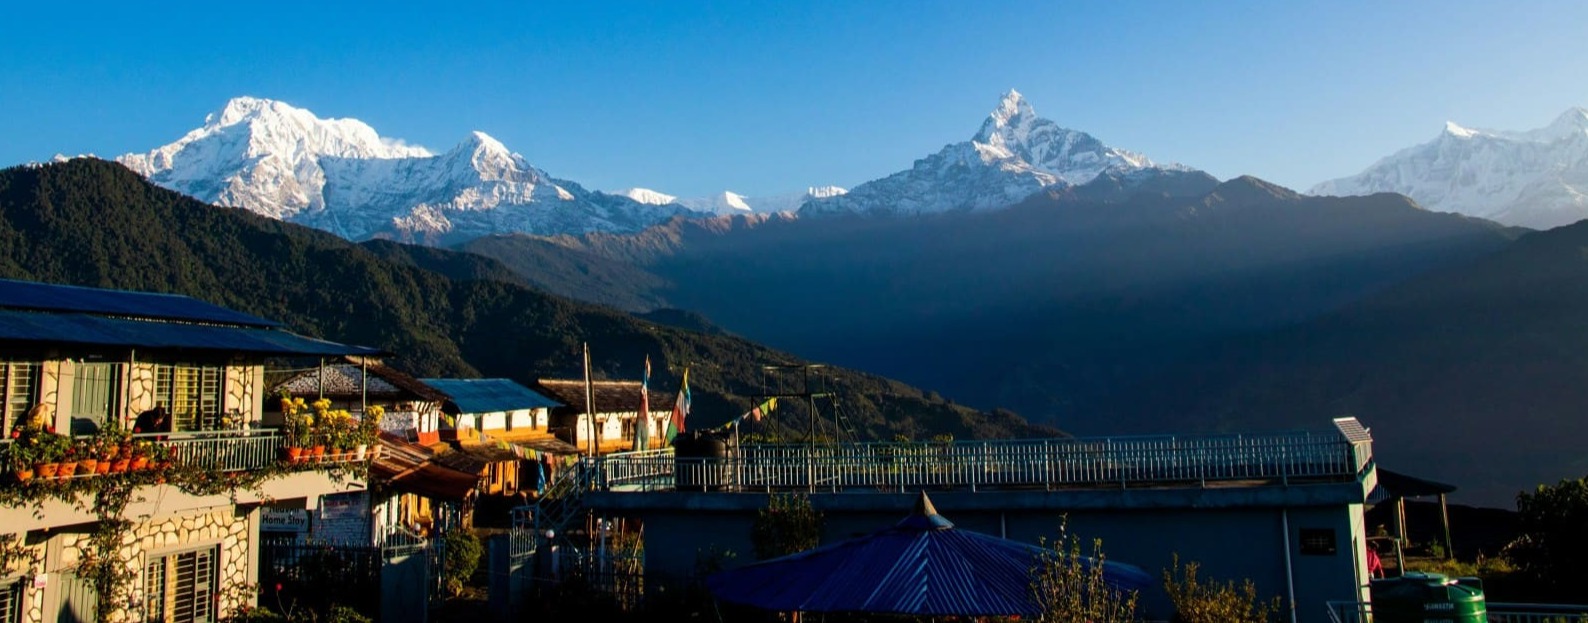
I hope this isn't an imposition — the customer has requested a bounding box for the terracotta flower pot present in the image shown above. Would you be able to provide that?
[283,446,304,463]
[111,458,131,473]
[95,460,111,475]
[311,445,326,459]
[14,468,35,482]
[76,459,99,475]
[130,456,149,471]
[35,463,59,479]
[57,461,77,479]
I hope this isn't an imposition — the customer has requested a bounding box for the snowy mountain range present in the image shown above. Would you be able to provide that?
[1311,107,1588,229]
[117,97,699,244]
[614,186,848,214]
[801,89,1196,216]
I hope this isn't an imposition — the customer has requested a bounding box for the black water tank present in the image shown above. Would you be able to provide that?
[673,431,735,491]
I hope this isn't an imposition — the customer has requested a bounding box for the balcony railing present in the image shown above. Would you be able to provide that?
[132,429,285,472]
[593,420,1373,494]
[2,428,363,483]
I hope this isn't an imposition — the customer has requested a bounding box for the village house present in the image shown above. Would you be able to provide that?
[269,358,449,445]
[0,278,381,622]
[419,378,578,525]
[536,379,669,455]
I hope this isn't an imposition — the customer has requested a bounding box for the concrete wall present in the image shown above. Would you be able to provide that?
[590,482,1371,623]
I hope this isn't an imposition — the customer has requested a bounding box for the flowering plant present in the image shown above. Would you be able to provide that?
[280,395,314,446]
[356,405,385,446]
[7,405,69,468]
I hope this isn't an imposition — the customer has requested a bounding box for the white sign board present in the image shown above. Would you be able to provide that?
[261,508,309,533]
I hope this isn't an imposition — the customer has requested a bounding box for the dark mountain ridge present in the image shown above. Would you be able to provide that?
[1103,218,1588,505]
[465,175,1521,432]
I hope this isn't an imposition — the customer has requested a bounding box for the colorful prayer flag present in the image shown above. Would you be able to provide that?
[665,368,690,443]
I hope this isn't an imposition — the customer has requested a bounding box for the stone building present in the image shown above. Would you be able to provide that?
[0,278,381,622]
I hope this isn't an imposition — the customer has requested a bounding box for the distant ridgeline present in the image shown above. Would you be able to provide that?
[0,158,1053,442]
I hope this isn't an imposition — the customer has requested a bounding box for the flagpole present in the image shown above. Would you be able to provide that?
[584,342,596,458]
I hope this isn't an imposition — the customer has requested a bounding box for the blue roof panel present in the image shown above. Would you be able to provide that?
[0,279,280,328]
[0,309,384,357]
[420,378,563,413]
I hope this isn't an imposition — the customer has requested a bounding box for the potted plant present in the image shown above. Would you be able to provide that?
[6,430,38,481]
[129,441,152,471]
[281,395,313,462]
[355,405,385,461]
[73,438,99,476]
[32,431,69,479]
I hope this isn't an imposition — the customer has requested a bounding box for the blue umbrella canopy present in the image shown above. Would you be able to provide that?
[707,492,1154,617]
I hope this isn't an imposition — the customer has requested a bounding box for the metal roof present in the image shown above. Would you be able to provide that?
[0,278,281,328]
[1369,468,1458,504]
[707,492,1153,617]
[420,378,562,414]
[537,378,669,415]
[273,362,448,401]
[370,432,480,500]
[0,309,384,357]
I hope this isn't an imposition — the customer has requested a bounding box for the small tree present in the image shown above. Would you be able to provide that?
[1505,476,1588,597]
[750,493,823,560]
[1030,525,1139,623]
[1163,554,1282,623]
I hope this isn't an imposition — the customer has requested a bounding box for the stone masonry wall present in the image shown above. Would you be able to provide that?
[49,508,252,623]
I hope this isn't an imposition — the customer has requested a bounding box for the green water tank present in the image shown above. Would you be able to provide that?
[1370,571,1486,622]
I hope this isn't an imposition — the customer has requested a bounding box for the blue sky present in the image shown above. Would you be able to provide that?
[3,1,1586,197]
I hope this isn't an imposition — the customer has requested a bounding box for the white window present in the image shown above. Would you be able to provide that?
[0,576,23,623]
[0,361,38,431]
[144,546,217,623]
[155,364,223,431]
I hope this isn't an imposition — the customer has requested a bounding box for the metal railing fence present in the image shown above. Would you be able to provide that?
[595,426,1368,493]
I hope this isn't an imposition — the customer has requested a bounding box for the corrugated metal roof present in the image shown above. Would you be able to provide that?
[273,362,448,401]
[370,433,480,500]
[537,379,668,415]
[0,309,384,356]
[0,278,281,328]
[707,492,1153,617]
[421,378,561,414]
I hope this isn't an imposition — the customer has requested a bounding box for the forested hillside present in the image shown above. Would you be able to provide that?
[0,159,1052,441]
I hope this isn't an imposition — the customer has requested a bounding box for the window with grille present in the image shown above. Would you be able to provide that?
[1,361,39,431]
[155,365,222,431]
[0,577,22,623]
[144,547,216,623]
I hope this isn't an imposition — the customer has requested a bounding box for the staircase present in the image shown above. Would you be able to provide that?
[532,457,600,551]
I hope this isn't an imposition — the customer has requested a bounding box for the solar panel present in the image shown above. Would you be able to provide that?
[1332,417,1372,443]
[0,279,280,328]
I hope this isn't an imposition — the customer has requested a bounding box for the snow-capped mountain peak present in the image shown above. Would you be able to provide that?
[1443,121,1481,139]
[117,97,694,243]
[610,186,848,214]
[617,188,679,205]
[1312,106,1588,230]
[802,89,1195,216]
[974,89,1041,148]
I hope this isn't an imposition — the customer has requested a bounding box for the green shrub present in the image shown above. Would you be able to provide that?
[1030,528,1139,623]
[443,530,483,596]
[750,493,823,560]
[1163,554,1282,623]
